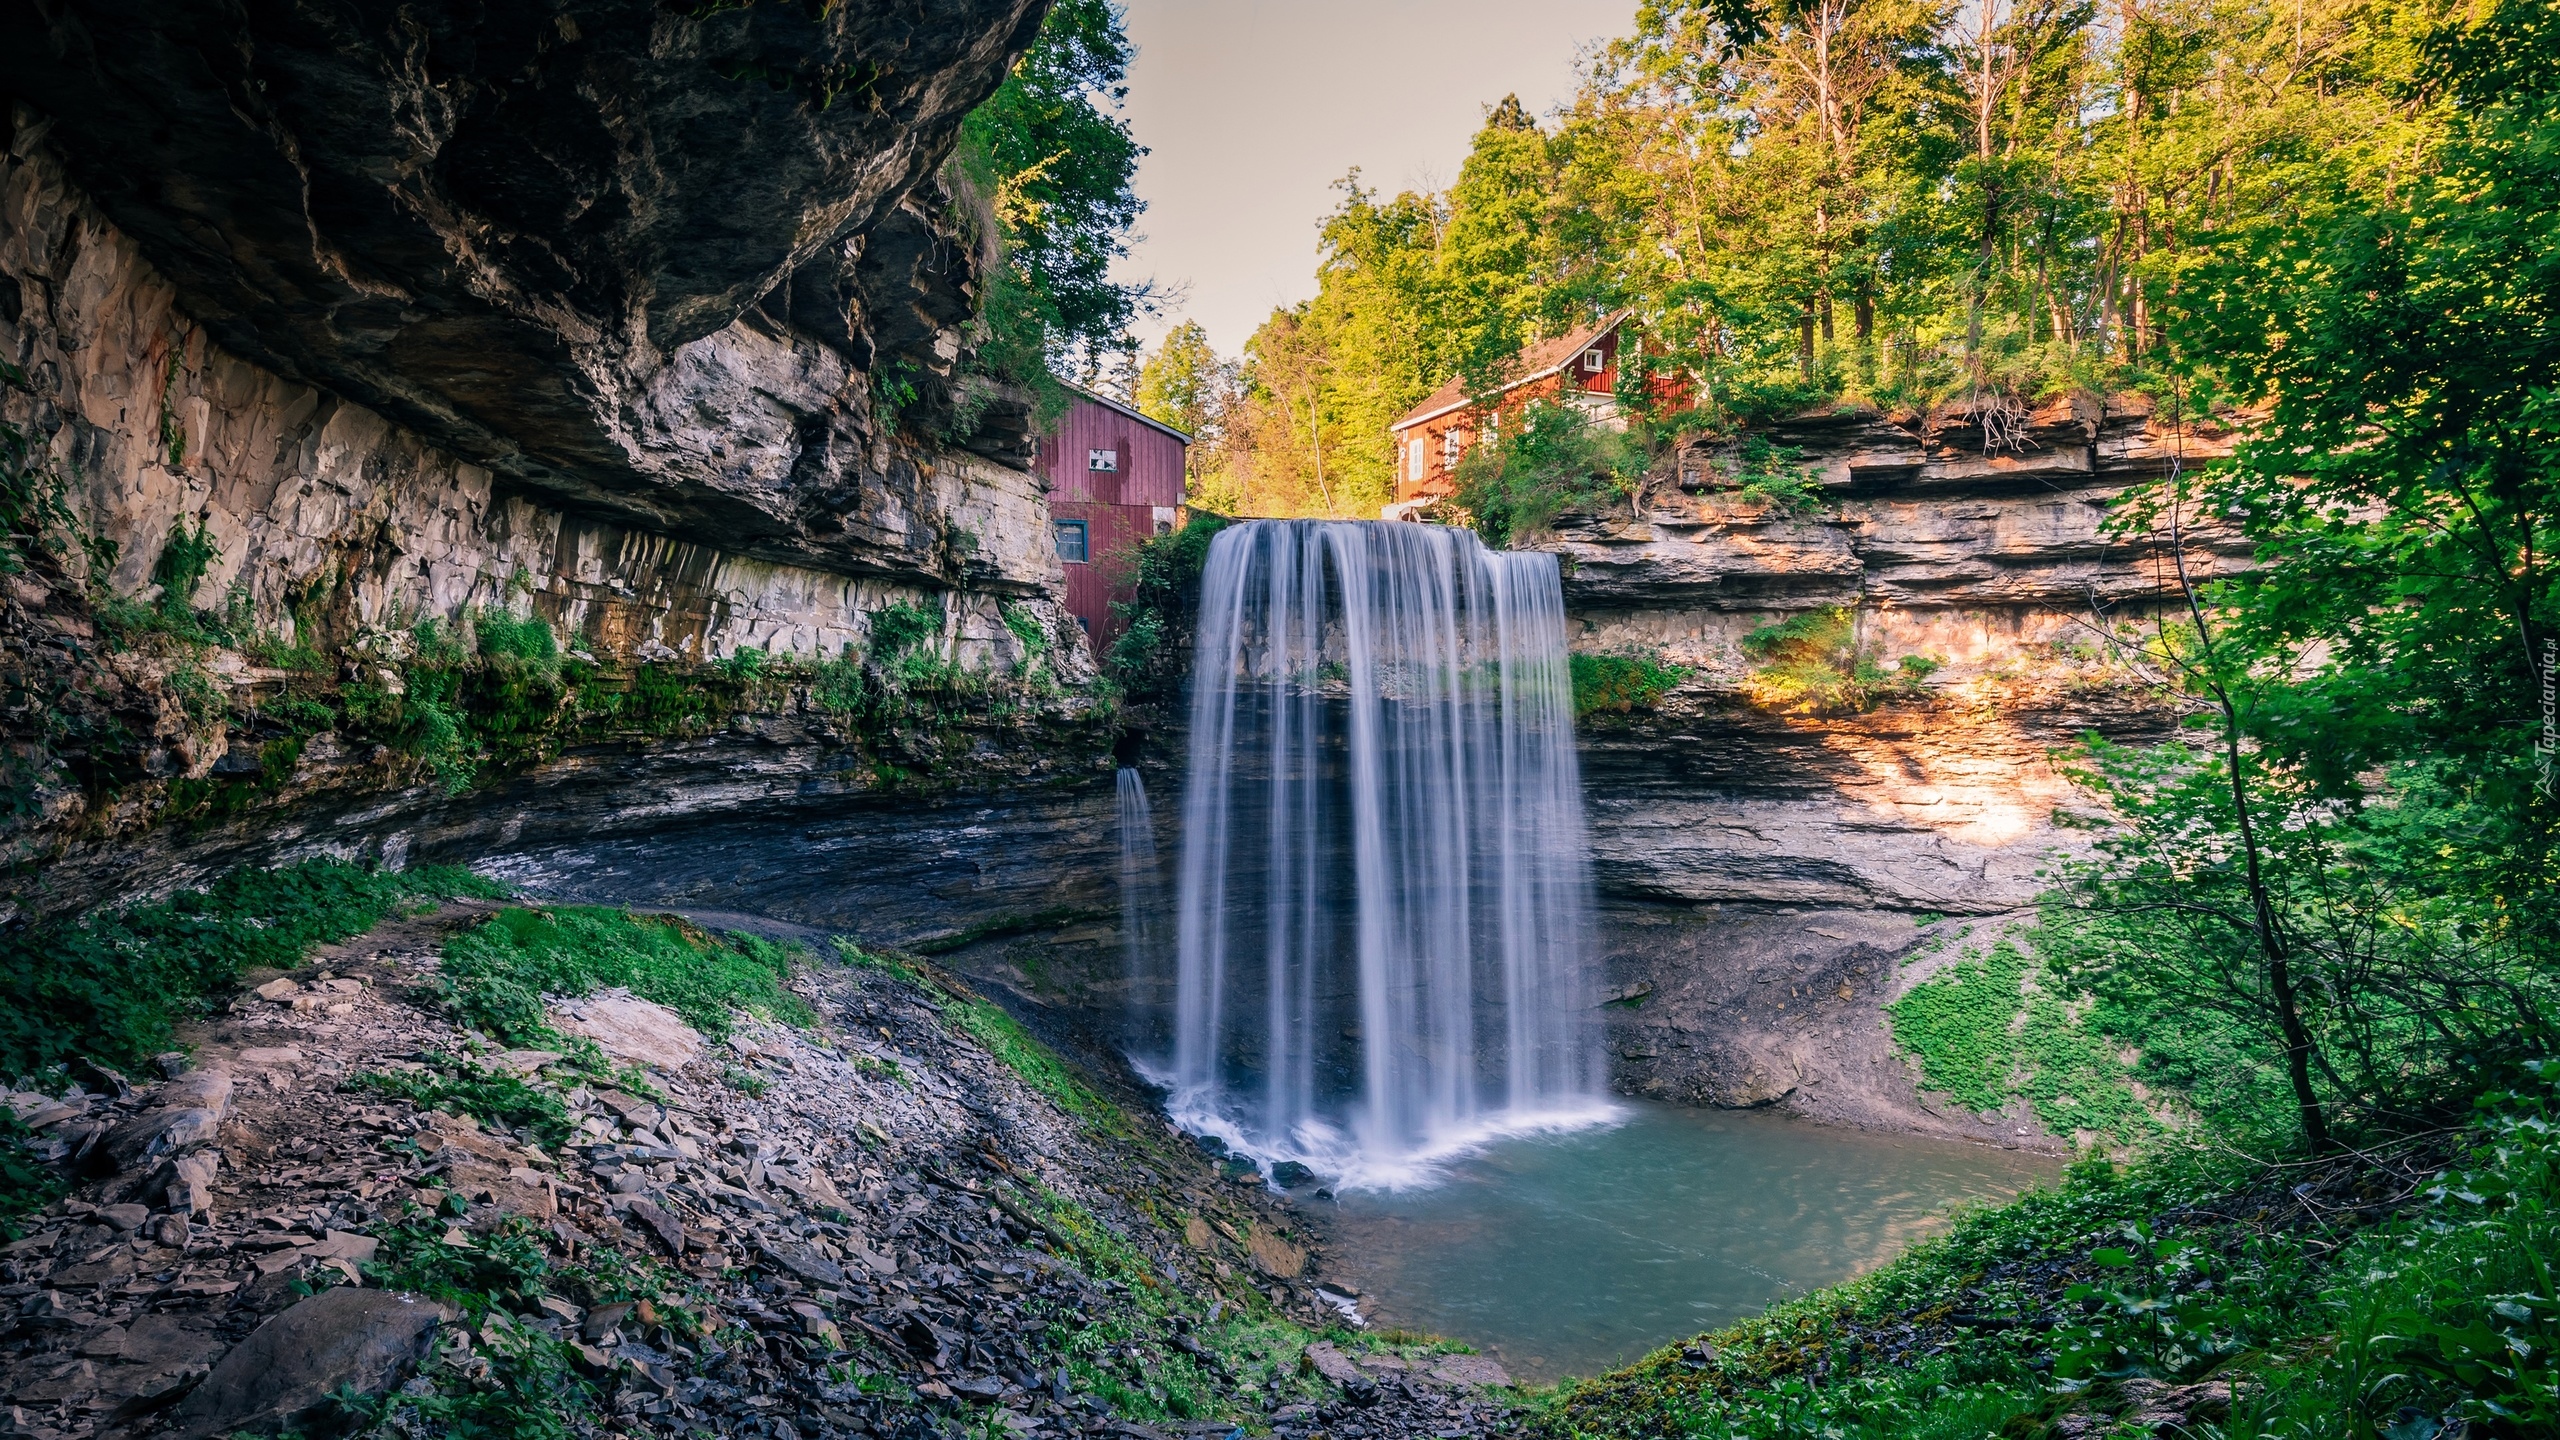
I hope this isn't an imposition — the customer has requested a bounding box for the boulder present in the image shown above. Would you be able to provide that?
[553,991,703,1072]
[1302,1342,1364,1386]
[171,1288,444,1440]
[96,1069,234,1174]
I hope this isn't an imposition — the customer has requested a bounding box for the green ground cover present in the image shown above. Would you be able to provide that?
[1534,1062,2560,1439]
[0,859,501,1229]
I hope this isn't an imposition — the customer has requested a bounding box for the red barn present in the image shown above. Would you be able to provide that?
[1037,386,1189,646]
[1388,311,1683,510]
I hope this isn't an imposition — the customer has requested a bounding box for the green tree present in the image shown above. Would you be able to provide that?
[2045,0,2560,1153]
[959,0,1151,399]
[1133,321,1229,448]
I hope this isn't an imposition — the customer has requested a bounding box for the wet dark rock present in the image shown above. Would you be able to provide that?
[169,1289,443,1440]
[1270,1161,1317,1188]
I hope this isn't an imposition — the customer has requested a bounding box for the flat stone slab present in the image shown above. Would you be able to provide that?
[552,990,702,1071]
[1429,1353,1512,1386]
[171,1288,444,1440]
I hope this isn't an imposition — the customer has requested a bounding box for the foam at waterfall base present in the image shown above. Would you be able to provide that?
[1141,1060,1623,1193]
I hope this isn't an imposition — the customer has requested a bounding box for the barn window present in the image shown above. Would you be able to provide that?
[1054,519,1089,563]
[1582,348,1606,372]
[1088,448,1119,472]
[1443,429,1464,465]
[1409,437,1425,479]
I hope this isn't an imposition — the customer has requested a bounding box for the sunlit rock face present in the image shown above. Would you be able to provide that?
[0,0,1045,574]
[1547,393,2243,916]
[1537,396,2246,1141]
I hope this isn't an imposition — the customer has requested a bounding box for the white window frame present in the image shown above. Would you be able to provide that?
[1088,448,1119,472]
[1582,348,1606,372]
[1443,429,1463,465]
[1409,437,1425,480]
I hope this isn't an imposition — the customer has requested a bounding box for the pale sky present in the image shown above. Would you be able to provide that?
[1112,0,1636,359]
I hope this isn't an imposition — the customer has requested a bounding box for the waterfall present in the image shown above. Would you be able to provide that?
[1116,767,1167,1052]
[1164,519,1609,1187]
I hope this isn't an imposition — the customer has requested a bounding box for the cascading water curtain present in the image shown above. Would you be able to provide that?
[1167,519,1607,1185]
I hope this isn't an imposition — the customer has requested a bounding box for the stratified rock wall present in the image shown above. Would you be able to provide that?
[0,0,1046,572]
[1552,394,2239,916]
[1543,397,2242,1139]
[0,110,1107,919]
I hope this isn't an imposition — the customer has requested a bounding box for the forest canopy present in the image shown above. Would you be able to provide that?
[1147,0,2457,518]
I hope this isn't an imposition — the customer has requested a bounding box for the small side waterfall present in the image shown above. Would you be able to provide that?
[1116,767,1165,1038]
[1162,519,1608,1186]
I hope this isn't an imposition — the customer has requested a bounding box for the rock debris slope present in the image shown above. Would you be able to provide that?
[0,903,1522,1440]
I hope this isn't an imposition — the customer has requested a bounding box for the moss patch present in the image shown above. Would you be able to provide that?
[434,906,814,1046]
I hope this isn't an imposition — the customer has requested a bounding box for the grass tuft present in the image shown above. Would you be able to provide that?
[947,997,1128,1136]
[1570,650,1691,718]
[434,907,813,1046]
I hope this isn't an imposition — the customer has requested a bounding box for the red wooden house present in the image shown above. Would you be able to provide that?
[1037,386,1189,646]
[1389,311,1676,509]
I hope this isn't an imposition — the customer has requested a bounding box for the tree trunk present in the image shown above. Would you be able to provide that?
[2166,488,2336,1156]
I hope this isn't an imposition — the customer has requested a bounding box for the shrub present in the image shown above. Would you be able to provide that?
[867,597,944,663]
[1108,511,1233,696]
[474,607,558,662]
[1738,607,1931,715]
[1731,435,1824,515]
[355,1054,577,1149]
[1451,399,1643,548]
[1569,651,1691,717]
[149,519,219,622]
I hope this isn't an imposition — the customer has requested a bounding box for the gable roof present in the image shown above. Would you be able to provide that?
[1066,383,1193,445]
[1389,311,1630,434]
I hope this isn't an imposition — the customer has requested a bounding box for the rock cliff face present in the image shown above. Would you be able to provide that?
[0,0,1047,572]
[1543,396,2246,1141]
[0,1,1116,920]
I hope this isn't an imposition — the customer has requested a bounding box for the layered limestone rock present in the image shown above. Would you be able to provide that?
[0,1,1048,569]
[1554,393,2241,917]
[0,102,1106,917]
[1544,395,2245,1141]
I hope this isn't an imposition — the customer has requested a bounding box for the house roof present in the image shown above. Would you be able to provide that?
[1389,311,1630,434]
[1065,383,1193,446]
